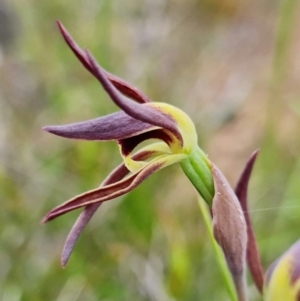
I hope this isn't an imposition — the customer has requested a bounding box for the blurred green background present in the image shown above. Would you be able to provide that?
[0,0,300,300]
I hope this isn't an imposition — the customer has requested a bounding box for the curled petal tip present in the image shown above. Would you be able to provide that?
[42,125,55,133]
[249,149,260,161]
[56,21,70,41]
[61,249,70,268]
[56,20,62,28]
[253,148,260,154]
[42,125,73,138]
[41,214,52,224]
[41,215,49,224]
[43,125,68,137]
[60,204,101,268]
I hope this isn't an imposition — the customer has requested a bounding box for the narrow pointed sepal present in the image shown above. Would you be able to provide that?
[235,150,264,294]
[56,21,151,104]
[61,203,101,268]
[84,49,183,144]
[42,164,163,223]
[60,148,163,267]
[212,165,248,301]
[43,111,156,141]
[56,21,183,144]
[61,162,130,267]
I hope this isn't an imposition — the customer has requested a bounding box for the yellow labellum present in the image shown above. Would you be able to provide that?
[264,253,299,301]
[147,102,198,153]
[121,103,198,173]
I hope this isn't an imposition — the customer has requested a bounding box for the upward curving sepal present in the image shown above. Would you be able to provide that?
[84,50,183,144]
[57,21,151,104]
[235,150,264,294]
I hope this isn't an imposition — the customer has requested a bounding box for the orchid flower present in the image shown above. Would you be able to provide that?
[42,22,253,301]
[40,19,300,301]
[42,22,216,267]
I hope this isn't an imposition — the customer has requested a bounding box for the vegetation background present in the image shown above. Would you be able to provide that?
[0,0,300,300]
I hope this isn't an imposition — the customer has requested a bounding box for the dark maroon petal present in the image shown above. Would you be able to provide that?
[235,149,264,294]
[119,129,172,156]
[42,158,164,223]
[57,21,151,104]
[61,149,158,267]
[61,204,100,267]
[43,111,156,141]
[106,71,152,104]
[61,162,129,267]
[84,50,183,144]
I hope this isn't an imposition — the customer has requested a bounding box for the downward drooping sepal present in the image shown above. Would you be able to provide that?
[264,240,300,301]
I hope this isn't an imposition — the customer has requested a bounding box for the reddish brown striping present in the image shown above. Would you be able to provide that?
[107,74,151,104]
[43,160,164,223]
[60,149,158,267]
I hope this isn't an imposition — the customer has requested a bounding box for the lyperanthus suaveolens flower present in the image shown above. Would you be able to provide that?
[264,240,300,301]
[42,22,215,267]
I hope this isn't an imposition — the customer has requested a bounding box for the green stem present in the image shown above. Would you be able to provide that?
[180,146,214,205]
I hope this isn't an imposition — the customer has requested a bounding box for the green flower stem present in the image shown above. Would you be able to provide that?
[198,197,238,301]
[180,146,214,205]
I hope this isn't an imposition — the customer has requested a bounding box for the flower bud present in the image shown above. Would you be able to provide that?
[212,165,248,301]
